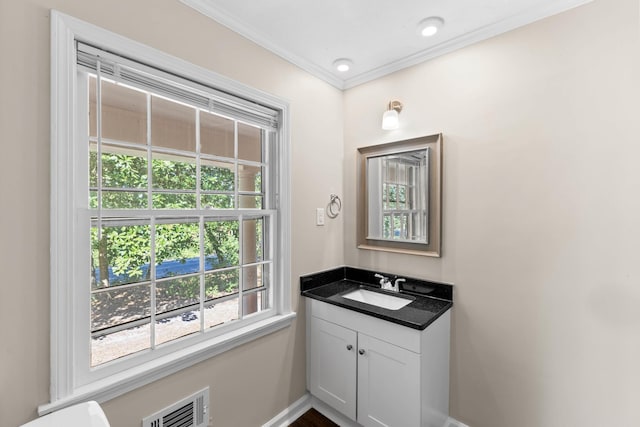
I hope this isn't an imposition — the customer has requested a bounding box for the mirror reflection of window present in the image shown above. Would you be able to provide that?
[367,148,429,243]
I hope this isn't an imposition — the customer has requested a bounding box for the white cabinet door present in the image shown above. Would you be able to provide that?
[357,333,421,427]
[309,316,358,420]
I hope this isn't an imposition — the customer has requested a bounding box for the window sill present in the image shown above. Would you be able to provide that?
[39,312,296,415]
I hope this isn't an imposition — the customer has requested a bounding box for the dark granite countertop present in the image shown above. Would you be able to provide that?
[300,267,453,331]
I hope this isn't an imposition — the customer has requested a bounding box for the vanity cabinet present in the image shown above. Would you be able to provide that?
[307,298,450,427]
[310,316,420,426]
[357,332,421,427]
[309,317,358,419]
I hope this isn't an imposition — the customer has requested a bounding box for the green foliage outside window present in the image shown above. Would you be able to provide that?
[90,152,242,302]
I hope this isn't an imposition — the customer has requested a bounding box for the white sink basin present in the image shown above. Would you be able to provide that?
[342,289,412,310]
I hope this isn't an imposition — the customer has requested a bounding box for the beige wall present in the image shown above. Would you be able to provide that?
[0,0,344,426]
[3,0,640,426]
[343,0,640,426]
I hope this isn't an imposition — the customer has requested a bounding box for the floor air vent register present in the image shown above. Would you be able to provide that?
[142,387,209,427]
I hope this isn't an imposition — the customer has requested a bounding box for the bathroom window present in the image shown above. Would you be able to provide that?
[48,12,293,412]
[86,71,273,367]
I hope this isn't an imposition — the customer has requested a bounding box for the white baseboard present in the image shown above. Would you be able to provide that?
[446,417,471,427]
[262,392,470,427]
[261,394,312,427]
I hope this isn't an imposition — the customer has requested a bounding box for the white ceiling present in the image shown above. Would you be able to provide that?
[180,0,591,90]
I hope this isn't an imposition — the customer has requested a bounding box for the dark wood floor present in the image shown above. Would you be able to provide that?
[289,408,339,427]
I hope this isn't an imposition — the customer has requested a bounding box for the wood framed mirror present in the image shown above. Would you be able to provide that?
[356,133,442,257]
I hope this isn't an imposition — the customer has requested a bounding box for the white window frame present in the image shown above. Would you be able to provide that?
[46,10,294,414]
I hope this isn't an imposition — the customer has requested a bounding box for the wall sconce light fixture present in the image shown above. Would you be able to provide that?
[382,100,403,130]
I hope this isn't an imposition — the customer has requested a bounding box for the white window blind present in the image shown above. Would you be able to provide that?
[76,42,280,130]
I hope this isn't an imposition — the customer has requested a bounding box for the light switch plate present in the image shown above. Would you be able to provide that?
[316,208,325,226]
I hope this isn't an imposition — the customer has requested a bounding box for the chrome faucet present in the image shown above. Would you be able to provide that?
[394,278,406,292]
[374,273,393,290]
[374,274,405,292]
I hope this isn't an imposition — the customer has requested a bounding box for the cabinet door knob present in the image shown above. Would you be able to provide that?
[346,344,353,351]
[358,349,365,355]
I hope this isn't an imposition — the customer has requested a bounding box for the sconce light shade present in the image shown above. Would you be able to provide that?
[381,100,403,130]
[382,109,399,130]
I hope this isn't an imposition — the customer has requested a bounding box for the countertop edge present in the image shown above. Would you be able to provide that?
[302,288,452,331]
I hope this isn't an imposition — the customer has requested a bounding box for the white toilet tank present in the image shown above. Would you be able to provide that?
[20,401,110,427]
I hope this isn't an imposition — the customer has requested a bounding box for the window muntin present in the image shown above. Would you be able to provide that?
[88,71,274,366]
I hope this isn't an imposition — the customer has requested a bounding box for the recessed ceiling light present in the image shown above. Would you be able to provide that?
[333,58,353,73]
[418,17,444,37]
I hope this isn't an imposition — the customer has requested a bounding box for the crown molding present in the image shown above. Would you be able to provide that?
[342,0,593,89]
[180,0,346,89]
[181,0,593,91]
